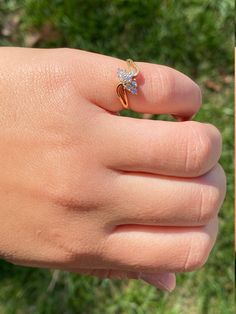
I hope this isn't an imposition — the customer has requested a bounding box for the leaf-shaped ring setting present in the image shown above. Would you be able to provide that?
[116,59,139,109]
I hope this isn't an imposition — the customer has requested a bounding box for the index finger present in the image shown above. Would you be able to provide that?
[69,50,202,118]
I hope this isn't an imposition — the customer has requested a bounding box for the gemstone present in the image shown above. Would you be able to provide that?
[117,68,138,95]
[131,87,138,94]
[117,68,132,83]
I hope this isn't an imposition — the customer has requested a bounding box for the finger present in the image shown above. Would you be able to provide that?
[99,118,222,178]
[102,218,218,274]
[109,164,225,227]
[140,272,176,292]
[69,49,201,117]
[68,268,176,291]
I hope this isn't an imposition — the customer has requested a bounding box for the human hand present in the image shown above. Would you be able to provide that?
[0,47,226,292]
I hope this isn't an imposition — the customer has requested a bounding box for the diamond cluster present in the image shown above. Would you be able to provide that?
[117,68,138,95]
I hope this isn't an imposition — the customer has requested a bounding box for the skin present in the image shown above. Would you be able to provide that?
[0,47,226,292]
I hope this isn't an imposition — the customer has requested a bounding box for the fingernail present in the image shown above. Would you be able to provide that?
[140,272,176,292]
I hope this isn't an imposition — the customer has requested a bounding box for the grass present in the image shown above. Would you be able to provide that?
[0,1,234,313]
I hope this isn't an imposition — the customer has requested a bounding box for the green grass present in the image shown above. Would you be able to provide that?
[0,1,234,313]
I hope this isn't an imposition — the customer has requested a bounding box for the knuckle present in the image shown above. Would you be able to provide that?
[197,186,221,224]
[185,122,221,176]
[56,47,76,58]
[39,49,77,90]
[57,48,80,75]
[197,164,226,224]
[49,178,94,213]
[37,146,105,215]
[52,192,88,212]
[193,127,211,174]
[39,167,83,212]
[182,235,211,271]
[47,168,104,214]
[54,48,77,74]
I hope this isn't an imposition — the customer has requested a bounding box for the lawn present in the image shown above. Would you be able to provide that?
[0,1,234,313]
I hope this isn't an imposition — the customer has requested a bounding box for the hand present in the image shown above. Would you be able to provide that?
[0,47,226,292]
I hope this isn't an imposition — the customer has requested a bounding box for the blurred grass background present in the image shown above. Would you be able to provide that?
[0,0,234,313]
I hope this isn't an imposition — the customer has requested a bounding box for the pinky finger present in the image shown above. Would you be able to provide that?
[68,268,176,292]
[140,272,176,292]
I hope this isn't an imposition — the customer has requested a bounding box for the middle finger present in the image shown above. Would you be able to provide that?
[108,164,226,227]
[99,116,222,178]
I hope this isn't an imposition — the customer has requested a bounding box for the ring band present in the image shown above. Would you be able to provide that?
[116,59,139,109]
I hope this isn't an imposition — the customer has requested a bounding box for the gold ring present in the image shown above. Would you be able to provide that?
[116,59,139,109]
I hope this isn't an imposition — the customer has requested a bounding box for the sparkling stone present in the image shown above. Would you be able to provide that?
[131,87,138,94]
[117,68,132,83]
[117,67,138,95]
